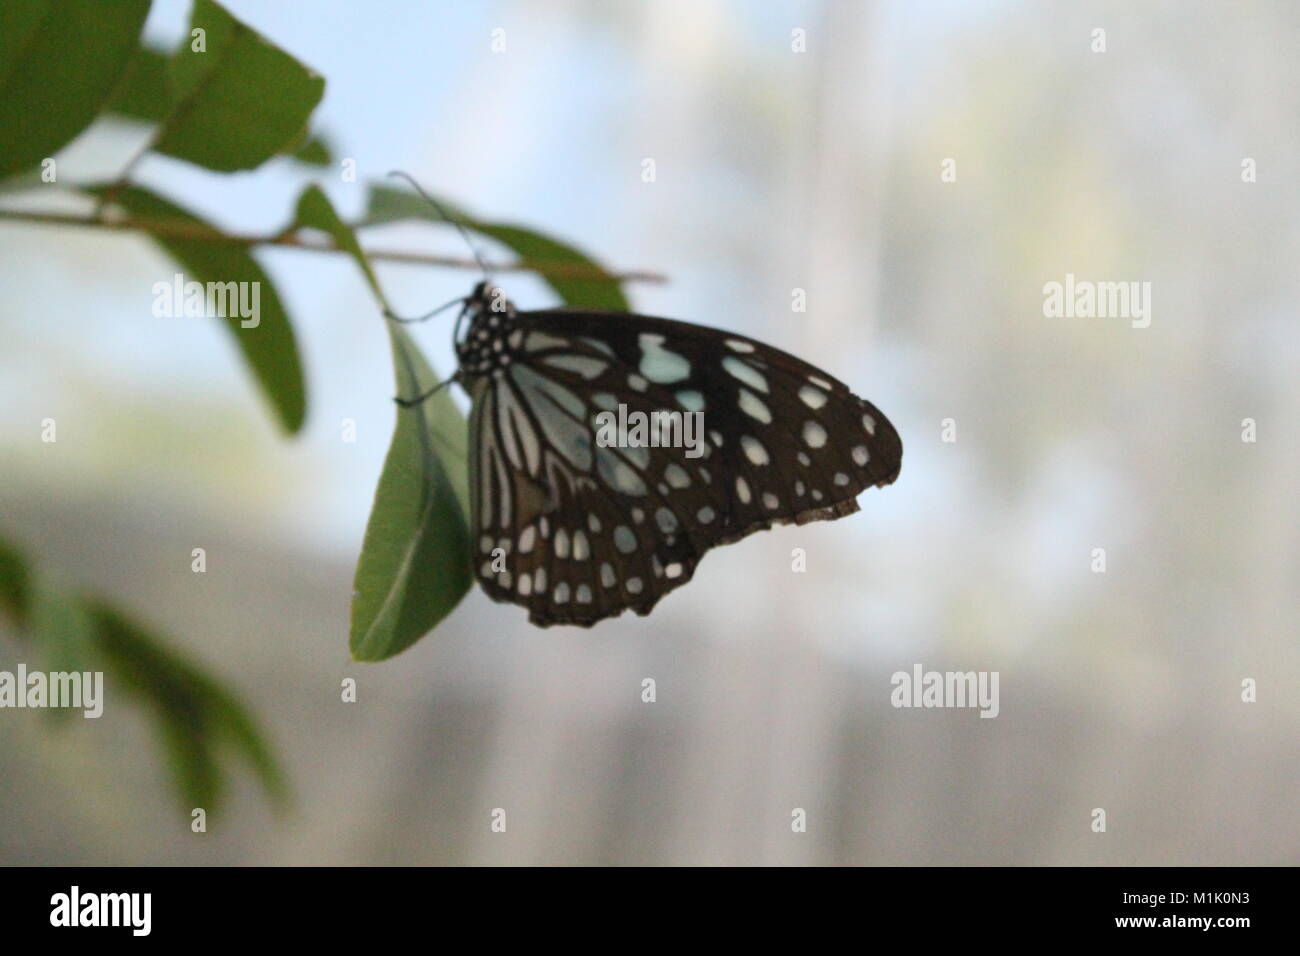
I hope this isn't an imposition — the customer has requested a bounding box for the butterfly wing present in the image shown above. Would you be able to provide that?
[523,307,904,519]
[467,308,901,627]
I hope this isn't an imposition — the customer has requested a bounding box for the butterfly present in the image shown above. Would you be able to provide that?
[408,279,903,628]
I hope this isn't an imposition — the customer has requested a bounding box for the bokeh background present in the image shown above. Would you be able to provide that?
[2,0,1296,865]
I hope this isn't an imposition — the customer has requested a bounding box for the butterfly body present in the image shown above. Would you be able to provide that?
[449,281,901,628]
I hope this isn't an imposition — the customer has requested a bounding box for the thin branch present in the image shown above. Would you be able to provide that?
[94,138,155,216]
[0,207,667,284]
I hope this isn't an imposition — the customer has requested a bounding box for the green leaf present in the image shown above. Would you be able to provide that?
[0,0,151,180]
[289,134,332,167]
[30,581,98,676]
[28,583,99,724]
[105,44,172,123]
[293,184,469,496]
[294,185,387,304]
[152,0,324,172]
[85,183,307,434]
[365,184,631,311]
[291,185,472,659]
[107,43,333,167]
[89,601,288,812]
[0,532,32,626]
[0,169,44,194]
[350,325,472,660]
[0,533,285,811]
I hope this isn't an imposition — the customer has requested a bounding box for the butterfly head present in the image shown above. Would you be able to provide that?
[455,281,520,377]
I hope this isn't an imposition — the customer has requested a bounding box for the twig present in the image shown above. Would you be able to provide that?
[0,207,667,284]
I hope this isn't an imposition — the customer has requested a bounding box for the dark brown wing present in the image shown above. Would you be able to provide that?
[466,309,901,627]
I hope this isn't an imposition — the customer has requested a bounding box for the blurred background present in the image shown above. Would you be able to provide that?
[1,0,1296,865]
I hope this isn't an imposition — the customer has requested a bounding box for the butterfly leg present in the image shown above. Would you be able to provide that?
[393,374,461,408]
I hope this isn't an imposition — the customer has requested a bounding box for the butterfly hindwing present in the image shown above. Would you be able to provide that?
[463,300,901,627]
[467,339,723,625]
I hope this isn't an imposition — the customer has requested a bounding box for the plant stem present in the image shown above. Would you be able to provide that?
[0,207,667,284]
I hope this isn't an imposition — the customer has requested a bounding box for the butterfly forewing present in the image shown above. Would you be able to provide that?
[461,294,901,627]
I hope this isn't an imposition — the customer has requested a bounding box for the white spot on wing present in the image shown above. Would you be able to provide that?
[596,448,648,496]
[722,356,768,393]
[802,420,828,448]
[543,354,608,379]
[638,333,691,384]
[614,525,637,554]
[655,507,678,534]
[738,388,772,423]
[798,385,828,409]
[664,463,691,488]
[740,435,769,465]
[675,390,704,412]
[525,331,569,352]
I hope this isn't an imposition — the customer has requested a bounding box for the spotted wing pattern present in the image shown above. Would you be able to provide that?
[463,304,902,627]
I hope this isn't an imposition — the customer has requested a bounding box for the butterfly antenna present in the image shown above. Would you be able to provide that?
[387,170,492,280]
